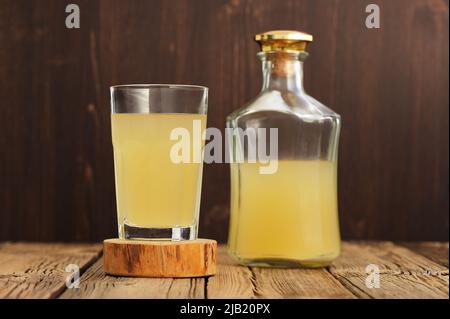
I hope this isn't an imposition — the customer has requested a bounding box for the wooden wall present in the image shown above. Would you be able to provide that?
[0,0,448,242]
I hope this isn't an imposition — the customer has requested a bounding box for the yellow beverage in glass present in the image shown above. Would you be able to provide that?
[111,113,206,239]
[228,160,340,266]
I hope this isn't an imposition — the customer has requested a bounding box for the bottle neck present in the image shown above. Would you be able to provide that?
[260,52,305,93]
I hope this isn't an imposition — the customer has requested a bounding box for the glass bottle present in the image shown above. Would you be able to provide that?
[227,30,341,267]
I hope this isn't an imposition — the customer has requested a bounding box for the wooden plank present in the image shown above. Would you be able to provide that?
[60,258,205,299]
[329,241,449,299]
[208,246,355,299]
[207,246,256,298]
[250,267,356,299]
[400,242,449,267]
[0,242,102,298]
[2,242,447,299]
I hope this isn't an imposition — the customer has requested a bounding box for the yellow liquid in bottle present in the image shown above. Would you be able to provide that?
[111,113,206,235]
[228,160,340,267]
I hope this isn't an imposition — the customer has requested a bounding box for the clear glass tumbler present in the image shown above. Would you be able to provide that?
[110,84,208,240]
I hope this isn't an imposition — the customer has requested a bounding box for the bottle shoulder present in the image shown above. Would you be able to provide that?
[227,90,340,123]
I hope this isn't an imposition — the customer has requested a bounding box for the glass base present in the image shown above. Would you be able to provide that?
[124,224,196,241]
[228,250,339,268]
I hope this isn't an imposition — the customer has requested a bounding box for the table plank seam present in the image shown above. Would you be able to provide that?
[249,267,263,298]
[326,270,372,299]
[52,249,103,299]
[166,278,174,299]
[204,276,209,299]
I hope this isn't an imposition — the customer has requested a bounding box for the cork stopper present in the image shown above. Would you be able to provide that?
[255,30,312,77]
[255,30,313,53]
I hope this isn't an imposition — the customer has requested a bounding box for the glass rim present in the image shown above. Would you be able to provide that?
[110,83,208,91]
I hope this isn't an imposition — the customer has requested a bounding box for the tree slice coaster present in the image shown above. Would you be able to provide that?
[103,238,217,278]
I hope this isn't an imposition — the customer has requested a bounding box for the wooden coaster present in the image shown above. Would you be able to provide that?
[103,238,217,278]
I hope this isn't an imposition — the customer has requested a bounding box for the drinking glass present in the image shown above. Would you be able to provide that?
[110,84,208,240]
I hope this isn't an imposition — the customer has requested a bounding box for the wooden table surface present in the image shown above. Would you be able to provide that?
[0,241,448,299]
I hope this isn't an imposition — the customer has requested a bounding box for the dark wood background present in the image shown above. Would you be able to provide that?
[0,0,448,242]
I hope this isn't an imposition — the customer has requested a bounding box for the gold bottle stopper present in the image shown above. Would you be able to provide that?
[255,30,313,53]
